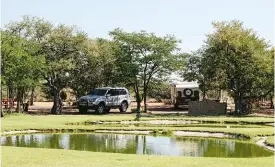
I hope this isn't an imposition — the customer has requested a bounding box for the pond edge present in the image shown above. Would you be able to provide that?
[1,129,274,151]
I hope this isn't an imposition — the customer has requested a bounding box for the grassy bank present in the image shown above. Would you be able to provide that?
[266,136,274,146]
[1,146,274,167]
[1,114,274,138]
[1,114,274,167]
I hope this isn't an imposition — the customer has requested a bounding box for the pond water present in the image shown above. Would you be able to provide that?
[1,133,273,157]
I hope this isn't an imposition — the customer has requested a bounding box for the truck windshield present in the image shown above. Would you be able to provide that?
[89,89,108,96]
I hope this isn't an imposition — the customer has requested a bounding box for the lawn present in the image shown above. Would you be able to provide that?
[1,114,274,167]
[1,114,274,138]
[266,136,274,146]
[1,146,274,167]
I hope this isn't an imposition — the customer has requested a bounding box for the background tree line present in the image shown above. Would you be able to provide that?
[1,16,273,115]
[182,20,274,113]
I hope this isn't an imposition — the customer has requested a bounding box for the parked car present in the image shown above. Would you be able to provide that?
[77,87,131,114]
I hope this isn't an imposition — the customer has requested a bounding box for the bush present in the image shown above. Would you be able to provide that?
[147,83,171,102]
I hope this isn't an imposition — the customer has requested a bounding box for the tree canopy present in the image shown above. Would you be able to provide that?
[1,16,273,115]
[109,28,184,111]
[183,20,273,113]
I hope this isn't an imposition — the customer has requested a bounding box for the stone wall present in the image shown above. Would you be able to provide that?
[188,100,227,116]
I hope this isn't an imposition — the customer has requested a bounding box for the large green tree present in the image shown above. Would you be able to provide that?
[1,30,45,112]
[1,16,52,108]
[69,38,119,98]
[40,25,88,114]
[109,28,183,112]
[250,48,274,108]
[202,20,271,113]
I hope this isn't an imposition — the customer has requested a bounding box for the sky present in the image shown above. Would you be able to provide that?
[1,0,274,53]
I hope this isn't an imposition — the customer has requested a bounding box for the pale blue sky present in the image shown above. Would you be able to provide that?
[1,0,274,52]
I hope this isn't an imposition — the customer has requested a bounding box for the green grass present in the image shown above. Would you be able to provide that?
[1,114,274,138]
[1,114,274,167]
[90,123,268,128]
[1,114,134,131]
[1,146,274,167]
[266,136,274,146]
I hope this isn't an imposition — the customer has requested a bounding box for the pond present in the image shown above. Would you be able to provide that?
[1,133,273,157]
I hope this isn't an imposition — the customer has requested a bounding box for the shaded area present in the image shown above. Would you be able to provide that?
[1,133,273,157]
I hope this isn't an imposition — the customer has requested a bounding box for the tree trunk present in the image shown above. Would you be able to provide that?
[30,87,35,106]
[234,91,242,114]
[136,94,141,111]
[8,85,12,99]
[16,88,23,113]
[143,93,147,112]
[1,109,4,117]
[51,89,62,114]
[202,83,206,100]
[143,96,147,112]
[203,90,206,100]
[218,89,222,100]
[133,82,142,112]
[1,84,3,117]
[270,96,274,109]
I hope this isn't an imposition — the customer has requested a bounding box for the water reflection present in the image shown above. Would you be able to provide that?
[1,133,273,157]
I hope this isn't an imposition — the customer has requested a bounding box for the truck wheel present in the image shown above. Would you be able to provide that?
[119,101,128,113]
[79,106,88,114]
[95,103,105,114]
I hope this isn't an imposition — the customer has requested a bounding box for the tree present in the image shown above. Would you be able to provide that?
[1,29,45,112]
[69,38,119,98]
[2,16,52,108]
[109,28,183,112]
[181,49,224,99]
[250,48,274,108]
[147,80,171,102]
[40,25,88,114]
[202,20,271,113]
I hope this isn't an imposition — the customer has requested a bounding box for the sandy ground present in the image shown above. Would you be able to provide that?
[29,102,170,108]
[23,102,188,114]
[4,101,272,116]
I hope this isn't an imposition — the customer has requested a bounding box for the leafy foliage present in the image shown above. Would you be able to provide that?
[109,28,184,111]
[183,20,273,113]
[1,16,273,116]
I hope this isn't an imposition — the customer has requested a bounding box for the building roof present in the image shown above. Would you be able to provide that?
[97,87,127,89]
[170,81,199,88]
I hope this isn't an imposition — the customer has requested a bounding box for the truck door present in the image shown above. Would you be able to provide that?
[113,89,120,106]
[106,89,115,106]
[117,89,127,105]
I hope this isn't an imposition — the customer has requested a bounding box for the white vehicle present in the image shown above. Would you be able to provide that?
[170,81,200,108]
[78,87,131,114]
